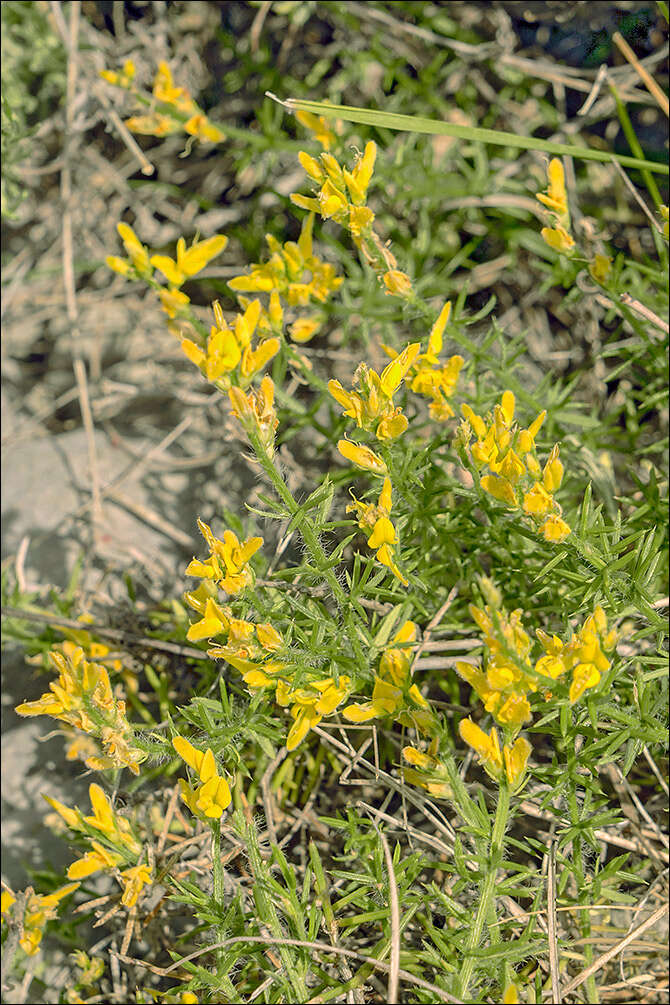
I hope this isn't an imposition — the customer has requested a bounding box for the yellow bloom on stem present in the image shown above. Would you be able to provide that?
[394,302,463,421]
[67,840,124,879]
[588,253,612,285]
[10,883,80,956]
[383,269,413,298]
[343,621,431,729]
[153,61,195,112]
[503,983,521,1004]
[186,520,263,595]
[459,718,503,780]
[186,597,230,642]
[329,344,419,441]
[402,741,452,799]
[16,647,144,775]
[99,59,135,88]
[172,736,231,819]
[503,736,532,791]
[106,222,152,279]
[337,439,388,475]
[124,112,179,137]
[151,234,228,288]
[159,287,191,319]
[541,225,575,254]
[285,675,351,751]
[295,109,339,150]
[347,477,407,585]
[184,113,225,143]
[536,158,569,219]
[120,864,153,907]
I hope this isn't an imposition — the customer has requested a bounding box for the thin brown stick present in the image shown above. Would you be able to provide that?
[613,31,669,117]
[113,936,461,1001]
[60,0,103,539]
[362,811,401,1004]
[548,904,669,1001]
[1,605,206,661]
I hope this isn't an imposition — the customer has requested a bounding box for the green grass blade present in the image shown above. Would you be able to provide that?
[277,97,669,175]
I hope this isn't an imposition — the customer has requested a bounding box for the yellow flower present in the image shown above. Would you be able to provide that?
[337,439,388,475]
[347,478,407,585]
[503,736,532,791]
[382,269,412,298]
[68,840,124,879]
[124,112,179,137]
[481,474,517,506]
[459,718,503,780]
[229,375,278,456]
[541,225,575,254]
[329,344,419,441]
[106,222,152,279]
[401,742,452,799]
[536,158,569,219]
[289,317,321,343]
[184,114,225,143]
[153,61,195,112]
[14,884,80,956]
[16,647,144,776]
[539,513,571,543]
[186,520,263,595]
[159,287,191,319]
[120,863,152,907]
[172,736,232,819]
[285,675,352,750]
[343,621,431,729]
[151,234,228,288]
[503,982,520,1004]
[588,253,612,285]
[99,60,135,88]
[295,109,339,150]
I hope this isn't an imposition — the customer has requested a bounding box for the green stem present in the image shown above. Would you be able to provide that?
[207,823,237,997]
[255,432,346,607]
[458,782,511,1002]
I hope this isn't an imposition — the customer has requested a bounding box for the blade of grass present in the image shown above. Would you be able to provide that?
[271,96,669,175]
[608,80,664,208]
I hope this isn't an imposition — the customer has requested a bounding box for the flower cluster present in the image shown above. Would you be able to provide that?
[535,604,618,703]
[101,60,225,143]
[180,299,279,389]
[1,883,79,956]
[185,519,263,596]
[44,785,151,908]
[384,301,464,421]
[106,222,228,320]
[292,141,376,239]
[346,477,407,585]
[184,579,351,751]
[172,736,232,820]
[536,157,574,255]
[213,633,350,751]
[458,390,571,543]
[16,647,144,775]
[456,589,618,731]
[343,620,433,732]
[329,342,420,440]
[459,718,532,791]
[291,141,411,298]
[228,214,343,344]
[401,740,452,799]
